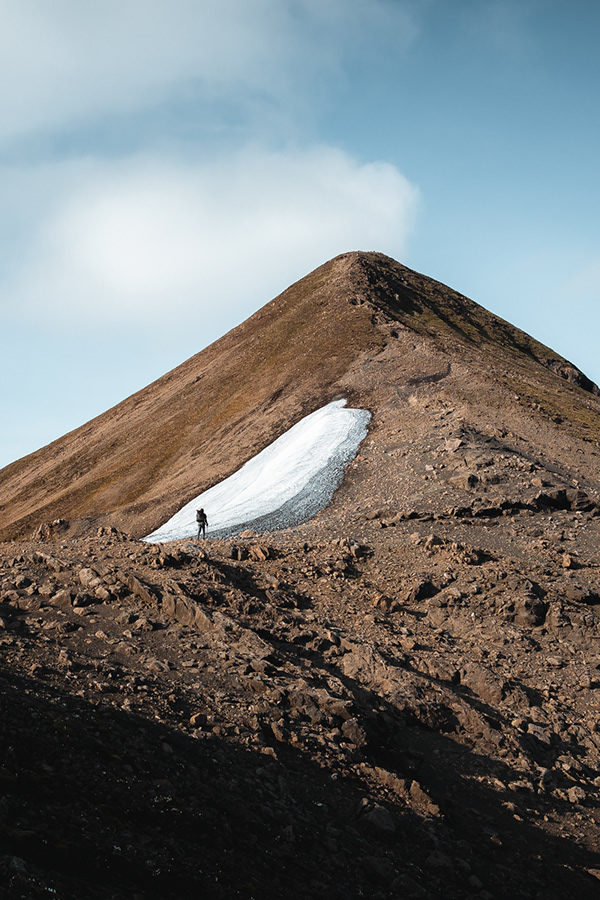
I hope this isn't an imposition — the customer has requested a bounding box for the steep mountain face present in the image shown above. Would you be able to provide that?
[1,251,599,543]
[4,253,600,898]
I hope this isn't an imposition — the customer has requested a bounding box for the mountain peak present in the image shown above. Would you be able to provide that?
[1,252,599,541]
[328,250,598,396]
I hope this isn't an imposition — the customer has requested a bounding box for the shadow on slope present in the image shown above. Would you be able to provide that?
[2,636,600,898]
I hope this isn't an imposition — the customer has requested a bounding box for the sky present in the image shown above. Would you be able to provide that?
[1,0,599,469]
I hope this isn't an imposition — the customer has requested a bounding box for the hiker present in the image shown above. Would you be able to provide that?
[196,508,208,540]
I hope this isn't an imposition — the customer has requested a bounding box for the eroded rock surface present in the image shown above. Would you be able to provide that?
[3,495,600,898]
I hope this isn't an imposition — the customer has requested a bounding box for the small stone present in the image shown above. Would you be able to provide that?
[409,780,441,817]
[425,533,443,547]
[79,567,102,588]
[341,717,367,747]
[358,799,395,834]
[270,721,288,743]
[132,617,154,632]
[249,544,271,561]
[127,575,156,605]
[145,657,170,673]
[527,723,552,745]
[57,649,71,668]
[567,785,586,804]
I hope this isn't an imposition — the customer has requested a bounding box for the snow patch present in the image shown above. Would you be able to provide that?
[144,399,370,543]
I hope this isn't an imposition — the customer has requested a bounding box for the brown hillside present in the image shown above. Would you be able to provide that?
[4,252,600,898]
[1,250,599,541]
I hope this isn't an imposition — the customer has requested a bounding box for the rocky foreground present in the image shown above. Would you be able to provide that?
[2,472,600,898]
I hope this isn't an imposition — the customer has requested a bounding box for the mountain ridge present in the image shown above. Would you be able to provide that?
[1,250,599,542]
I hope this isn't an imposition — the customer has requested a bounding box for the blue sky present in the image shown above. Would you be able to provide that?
[1,0,599,468]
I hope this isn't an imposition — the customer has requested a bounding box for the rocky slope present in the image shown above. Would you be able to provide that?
[2,251,599,542]
[2,495,600,898]
[3,251,600,897]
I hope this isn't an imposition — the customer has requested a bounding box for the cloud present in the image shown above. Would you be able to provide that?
[0,2,420,333]
[0,0,418,143]
[3,146,419,331]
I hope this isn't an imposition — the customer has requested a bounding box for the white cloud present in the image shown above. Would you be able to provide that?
[4,146,419,329]
[0,0,418,142]
[0,2,420,331]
